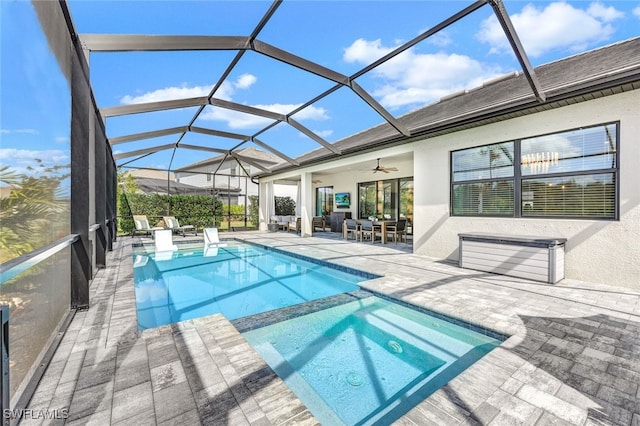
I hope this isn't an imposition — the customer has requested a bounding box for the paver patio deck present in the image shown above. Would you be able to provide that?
[20,231,640,425]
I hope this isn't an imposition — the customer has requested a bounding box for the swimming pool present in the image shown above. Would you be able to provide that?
[132,241,372,330]
[244,295,503,425]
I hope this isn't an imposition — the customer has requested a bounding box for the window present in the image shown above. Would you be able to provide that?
[451,123,619,219]
[316,186,333,216]
[358,178,412,221]
[451,142,515,216]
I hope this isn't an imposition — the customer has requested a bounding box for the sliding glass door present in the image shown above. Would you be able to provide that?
[399,178,414,233]
[358,182,376,218]
[379,180,398,218]
[316,186,333,216]
[358,177,412,226]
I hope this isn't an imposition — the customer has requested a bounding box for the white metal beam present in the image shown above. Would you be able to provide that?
[252,137,299,166]
[252,40,349,85]
[102,97,208,117]
[177,144,229,154]
[231,153,272,173]
[80,34,251,52]
[487,0,546,102]
[286,118,341,155]
[189,126,250,141]
[113,144,176,160]
[208,98,285,121]
[109,126,188,145]
[349,81,411,137]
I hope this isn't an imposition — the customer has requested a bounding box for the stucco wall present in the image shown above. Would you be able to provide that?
[412,90,640,289]
[310,158,414,217]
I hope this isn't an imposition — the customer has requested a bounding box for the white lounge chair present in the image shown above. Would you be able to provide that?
[132,214,163,237]
[155,229,177,253]
[204,227,227,250]
[204,227,220,246]
[163,216,196,237]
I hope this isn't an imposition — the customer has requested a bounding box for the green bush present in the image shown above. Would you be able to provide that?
[118,193,222,235]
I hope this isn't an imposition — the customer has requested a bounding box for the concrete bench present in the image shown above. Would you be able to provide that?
[458,233,566,283]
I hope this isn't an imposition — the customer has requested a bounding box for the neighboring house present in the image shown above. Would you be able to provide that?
[122,169,208,195]
[174,147,281,205]
[133,177,211,196]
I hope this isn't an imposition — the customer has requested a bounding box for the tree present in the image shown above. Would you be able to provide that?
[275,196,296,215]
[248,195,259,226]
[0,163,70,262]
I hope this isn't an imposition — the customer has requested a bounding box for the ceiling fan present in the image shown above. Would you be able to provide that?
[372,158,398,174]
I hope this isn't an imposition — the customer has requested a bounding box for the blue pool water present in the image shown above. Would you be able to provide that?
[244,296,502,425]
[132,242,366,330]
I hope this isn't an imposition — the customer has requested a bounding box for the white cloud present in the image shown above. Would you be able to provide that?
[55,136,69,143]
[587,2,624,22]
[200,103,329,130]
[344,38,391,63]
[313,129,333,138]
[1,128,39,135]
[427,31,453,48]
[477,1,624,57]
[0,148,69,176]
[0,148,68,163]
[120,84,211,104]
[235,73,256,89]
[343,38,502,109]
[200,107,273,129]
[119,73,257,105]
[118,73,329,129]
[633,5,640,18]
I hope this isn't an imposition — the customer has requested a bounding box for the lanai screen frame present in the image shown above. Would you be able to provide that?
[81,0,545,178]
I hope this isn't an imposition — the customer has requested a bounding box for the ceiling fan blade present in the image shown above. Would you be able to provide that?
[372,158,397,173]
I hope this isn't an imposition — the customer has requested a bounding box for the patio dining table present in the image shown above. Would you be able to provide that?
[343,219,397,244]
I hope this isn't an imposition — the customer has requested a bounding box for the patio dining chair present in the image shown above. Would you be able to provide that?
[163,216,196,237]
[359,220,380,244]
[386,218,407,244]
[344,219,359,240]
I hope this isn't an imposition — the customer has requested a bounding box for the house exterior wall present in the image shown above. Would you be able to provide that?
[309,158,415,218]
[412,90,640,289]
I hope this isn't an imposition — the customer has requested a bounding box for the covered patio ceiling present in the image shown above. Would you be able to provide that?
[65,0,624,178]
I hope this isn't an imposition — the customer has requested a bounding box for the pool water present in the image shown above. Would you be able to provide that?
[132,242,365,330]
[244,296,502,425]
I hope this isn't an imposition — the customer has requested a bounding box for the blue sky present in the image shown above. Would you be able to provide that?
[1,1,639,175]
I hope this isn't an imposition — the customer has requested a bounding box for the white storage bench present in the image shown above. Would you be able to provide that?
[458,233,566,283]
